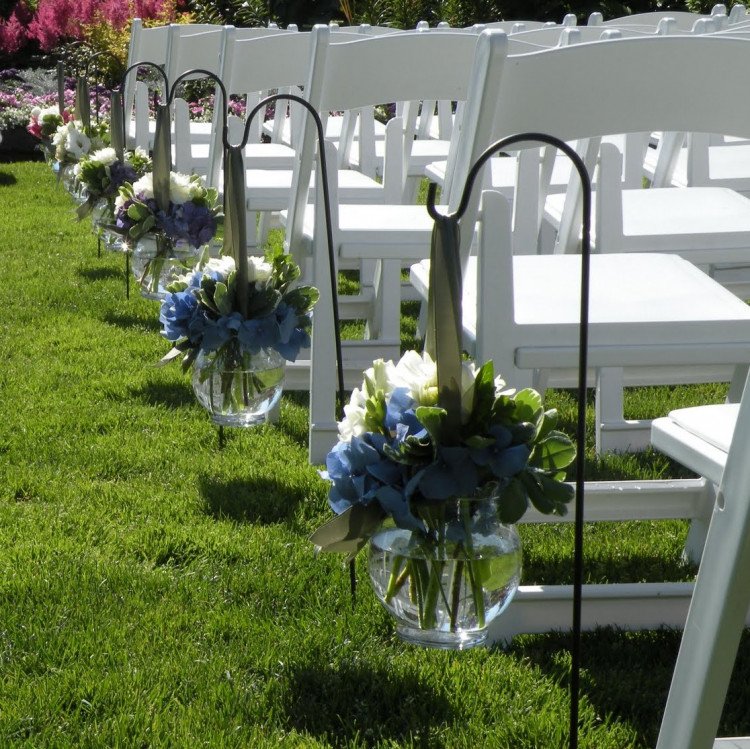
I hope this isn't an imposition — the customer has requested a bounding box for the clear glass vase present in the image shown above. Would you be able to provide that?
[60,164,88,206]
[191,345,285,427]
[131,235,204,301]
[368,497,522,650]
[91,200,123,253]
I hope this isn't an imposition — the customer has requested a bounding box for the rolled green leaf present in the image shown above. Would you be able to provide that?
[152,104,171,214]
[425,214,463,444]
[75,76,90,132]
[308,503,385,558]
[223,145,248,318]
[57,61,65,116]
[110,90,125,162]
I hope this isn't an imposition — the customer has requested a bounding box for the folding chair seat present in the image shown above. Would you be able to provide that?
[410,34,750,457]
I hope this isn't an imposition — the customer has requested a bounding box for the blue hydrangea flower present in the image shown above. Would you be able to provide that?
[108,162,137,195]
[159,290,201,343]
[238,315,279,353]
[469,424,531,479]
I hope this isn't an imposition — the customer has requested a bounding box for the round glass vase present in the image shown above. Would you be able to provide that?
[60,164,88,206]
[131,235,204,301]
[368,497,522,650]
[91,200,123,253]
[191,345,286,427]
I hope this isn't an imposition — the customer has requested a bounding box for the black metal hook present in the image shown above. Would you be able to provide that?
[237,91,345,424]
[427,131,591,749]
[166,69,229,140]
[120,61,170,102]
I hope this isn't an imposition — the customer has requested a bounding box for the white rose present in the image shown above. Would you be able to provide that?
[247,256,273,283]
[338,387,368,441]
[203,255,235,282]
[169,171,194,204]
[40,106,58,120]
[30,106,42,119]
[392,350,438,406]
[362,358,398,399]
[52,121,69,146]
[132,172,154,199]
[91,147,118,166]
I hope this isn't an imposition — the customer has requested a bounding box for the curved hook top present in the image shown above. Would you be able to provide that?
[451,132,591,223]
[238,92,326,154]
[120,61,169,99]
[60,40,94,77]
[426,133,592,224]
[168,69,228,140]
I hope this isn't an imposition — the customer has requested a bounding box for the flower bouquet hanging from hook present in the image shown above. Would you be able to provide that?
[155,76,319,427]
[311,175,577,650]
[111,70,221,300]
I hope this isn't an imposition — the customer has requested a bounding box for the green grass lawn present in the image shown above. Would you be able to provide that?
[1,160,748,748]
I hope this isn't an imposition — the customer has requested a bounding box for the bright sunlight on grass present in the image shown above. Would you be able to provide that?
[2,161,750,747]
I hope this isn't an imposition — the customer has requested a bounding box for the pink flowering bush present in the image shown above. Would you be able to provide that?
[0,1,31,57]
[0,0,183,61]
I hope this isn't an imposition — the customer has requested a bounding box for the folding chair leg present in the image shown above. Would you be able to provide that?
[595,367,651,454]
[365,259,401,341]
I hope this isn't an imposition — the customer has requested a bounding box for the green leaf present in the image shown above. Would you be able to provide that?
[309,503,385,559]
[520,471,574,516]
[497,478,529,523]
[513,388,544,425]
[364,392,387,435]
[530,432,576,471]
[214,282,232,316]
[247,287,281,318]
[284,286,319,314]
[536,408,559,441]
[414,405,446,444]
[127,203,148,221]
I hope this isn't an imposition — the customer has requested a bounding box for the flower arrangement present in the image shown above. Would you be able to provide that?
[27,104,73,149]
[75,145,151,218]
[312,350,576,645]
[115,171,220,248]
[158,252,318,423]
[52,118,109,167]
[115,171,221,298]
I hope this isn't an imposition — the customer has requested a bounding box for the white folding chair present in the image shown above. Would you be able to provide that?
[285,27,509,462]
[652,369,750,748]
[587,7,727,30]
[123,19,170,150]
[408,183,750,640]
[413,34,750,456]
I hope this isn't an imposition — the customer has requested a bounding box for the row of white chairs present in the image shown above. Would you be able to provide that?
[117,19,750,742]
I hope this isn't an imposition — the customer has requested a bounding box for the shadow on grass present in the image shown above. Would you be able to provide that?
[0,171,17,186]
[199,474,306,525]
[77,266,125,282]
[506,627,680,745]
[278,391,311,448]
[103,311,161,334]
[521,551,694,587]
[128,379,195,408]
[280,661,454,747]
